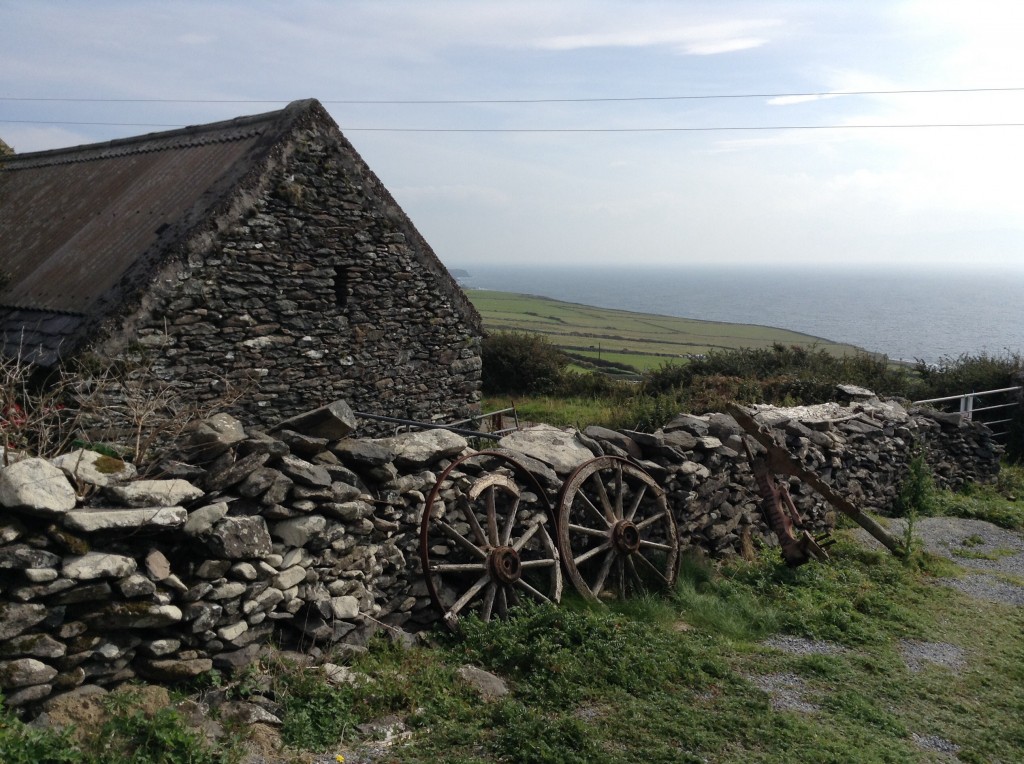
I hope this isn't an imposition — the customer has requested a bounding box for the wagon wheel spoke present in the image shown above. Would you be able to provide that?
[512,521,541,551]
[485,486,500,546]
[613,462,624,517]
[520,558,557,569]
[626,484,647,521]
[536,519,564,604]
[515,577,553,604]
[501,493,522,546]
[591,549,617,597]
[457,495,488,547]
[481,583,498,622]
[436,520,488,560]
[638,539,675,552]
[431,562,488,573]
[567,523,611,539]
[444,572,491,625]
[590,472,617,522]
[578,491,613,529]
[635,511,670,531]
[632,550,670,587]
[422,452,562,630]
[573,540,613,567]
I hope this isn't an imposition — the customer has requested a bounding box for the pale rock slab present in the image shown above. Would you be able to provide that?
[52,449,137,487]
[0,457,77,515]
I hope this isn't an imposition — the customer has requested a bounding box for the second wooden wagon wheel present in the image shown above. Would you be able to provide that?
[557,456,679,602]
[420,451,563,630]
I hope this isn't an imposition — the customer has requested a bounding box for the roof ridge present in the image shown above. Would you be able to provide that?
[2,98,321,170]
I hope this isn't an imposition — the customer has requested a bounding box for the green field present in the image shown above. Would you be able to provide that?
[467,289,869,371]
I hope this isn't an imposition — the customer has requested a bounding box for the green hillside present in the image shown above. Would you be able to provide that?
[467,289,868,372]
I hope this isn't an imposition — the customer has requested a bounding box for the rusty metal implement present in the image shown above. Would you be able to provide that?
[727,403,907,562]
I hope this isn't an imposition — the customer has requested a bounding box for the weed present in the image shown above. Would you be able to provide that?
[0,697,80,764]
[275,664,359,750]
[892,453,936,518]
[88,702,239,764]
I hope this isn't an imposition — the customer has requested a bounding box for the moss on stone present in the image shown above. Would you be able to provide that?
[94,454,127,474]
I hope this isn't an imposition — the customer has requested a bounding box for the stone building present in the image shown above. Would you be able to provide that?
[0,100,483,430]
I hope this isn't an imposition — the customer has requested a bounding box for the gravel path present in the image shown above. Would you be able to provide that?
[858,516,1024,607]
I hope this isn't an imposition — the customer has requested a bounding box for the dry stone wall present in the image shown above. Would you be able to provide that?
[0,392,1001,710]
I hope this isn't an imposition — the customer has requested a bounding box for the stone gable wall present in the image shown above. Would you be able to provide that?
[95,119,481,435]
[0,396,1001,711]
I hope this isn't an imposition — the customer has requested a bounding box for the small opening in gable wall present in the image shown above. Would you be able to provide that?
[332,266,349,308]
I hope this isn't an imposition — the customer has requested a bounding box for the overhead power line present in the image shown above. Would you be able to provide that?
[3,118,1024,132]
[3,86,1024,105]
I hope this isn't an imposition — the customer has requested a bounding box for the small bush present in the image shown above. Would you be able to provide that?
[482,332,567,395]
[892,454,936,518]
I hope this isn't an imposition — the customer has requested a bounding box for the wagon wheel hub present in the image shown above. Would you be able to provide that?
[488,546,523,584]
[612,520,641,555]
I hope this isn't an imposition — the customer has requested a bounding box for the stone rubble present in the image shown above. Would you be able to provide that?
[0,390,1001,711]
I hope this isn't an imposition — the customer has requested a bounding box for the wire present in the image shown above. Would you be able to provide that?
[3,86,1024,105]
[3,118,1024,132]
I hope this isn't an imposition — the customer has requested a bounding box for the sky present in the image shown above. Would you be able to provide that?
[3,0,1024,271]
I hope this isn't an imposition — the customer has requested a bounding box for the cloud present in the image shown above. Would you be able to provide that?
[684,37,767,55]
[533,19,780,55]
[767,93,841,106]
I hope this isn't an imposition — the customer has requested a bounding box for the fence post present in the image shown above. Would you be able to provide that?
[961,394,974,422]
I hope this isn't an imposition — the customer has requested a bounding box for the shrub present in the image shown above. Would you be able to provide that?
[913,351,1023,399]
[892,454,936,518]
[482,332,567,395]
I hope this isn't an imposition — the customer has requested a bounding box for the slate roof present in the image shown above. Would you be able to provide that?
[0,99,479,366]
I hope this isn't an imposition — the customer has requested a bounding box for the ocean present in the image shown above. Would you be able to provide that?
[459,265,1024,365]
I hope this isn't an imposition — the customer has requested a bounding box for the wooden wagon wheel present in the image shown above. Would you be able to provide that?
[420,451,563,630]
[556,456,679,602]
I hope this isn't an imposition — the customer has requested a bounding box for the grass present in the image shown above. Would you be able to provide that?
[468,289,868,372]
[931,463,1024,531]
